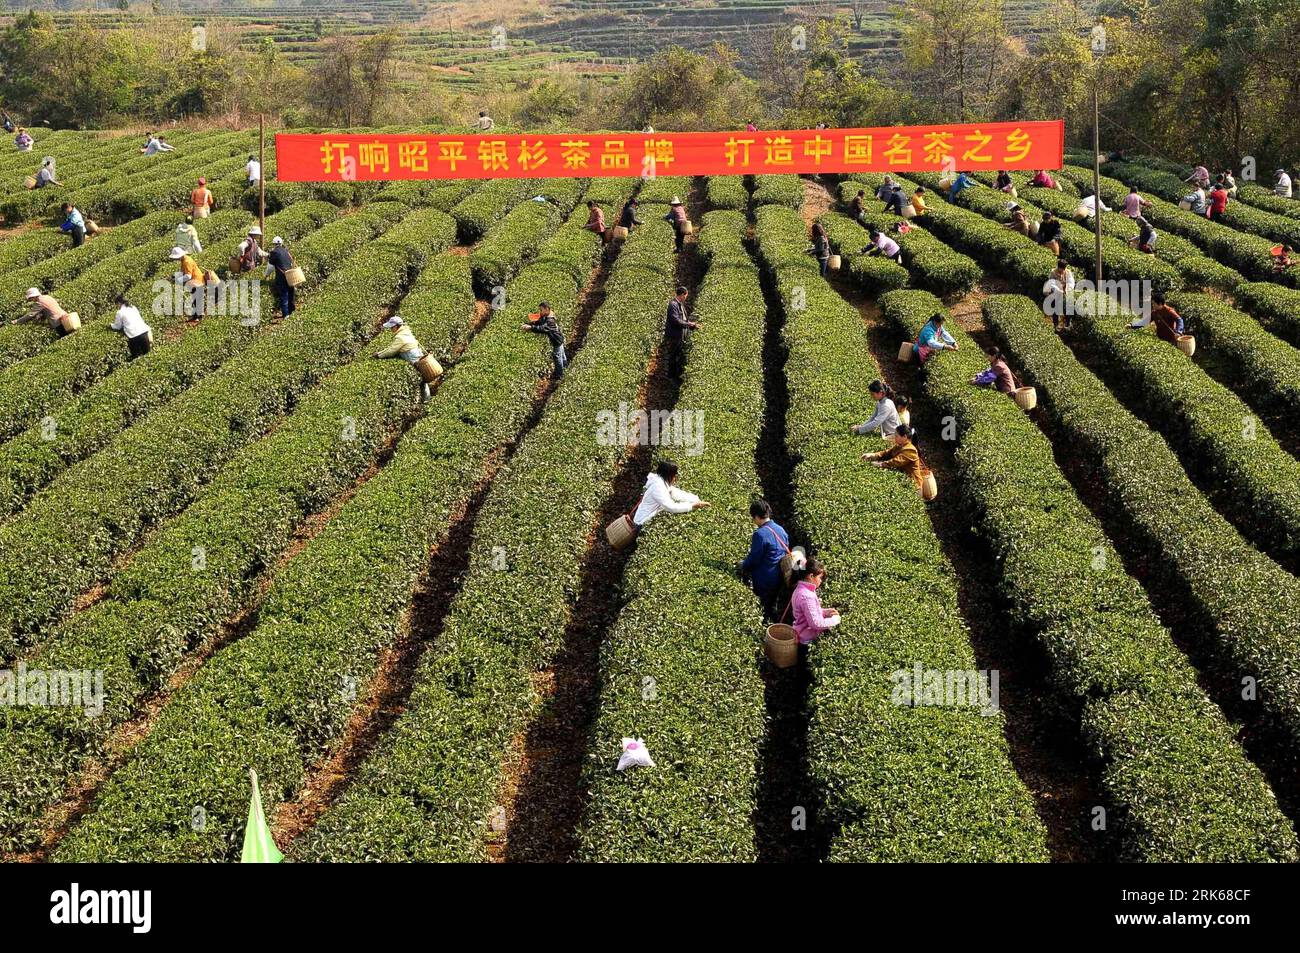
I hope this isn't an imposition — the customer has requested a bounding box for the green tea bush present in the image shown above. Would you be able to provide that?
[450,176,540,243]
[56,192,637,862]
[1099,160,1300,248]
[1168,292,1300,418]
[1086,162,1298,285]
[0,210,455,659]
[984,293,1300,814]
[1233,282,1300,348]
[884,288,1297,860]
[1235,182,1300,220]
[751,203,1050,861]
[0,208,402,519]
[822,209,980,295]
[705,174,748,210]
[578,210,767,861]
[1176,255,1246,292]
[749,173,804,208]
[1070,291,1300,565]
[0,249,478,854]
[469,177,585,292]
[0,203,337,443]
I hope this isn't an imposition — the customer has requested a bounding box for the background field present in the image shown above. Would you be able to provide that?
[0,120,1297,861]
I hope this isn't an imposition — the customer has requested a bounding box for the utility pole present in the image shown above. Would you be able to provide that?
[258,114,266,237]
[1091,25,1106,291]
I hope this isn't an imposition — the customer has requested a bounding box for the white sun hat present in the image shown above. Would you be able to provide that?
[272,236,284,245]
[382,316,404,329]
[168,246,186,259]
[25,287,40,299]
[248,225,263,236]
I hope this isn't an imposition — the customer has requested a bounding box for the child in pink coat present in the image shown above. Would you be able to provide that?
[789,559,841,644]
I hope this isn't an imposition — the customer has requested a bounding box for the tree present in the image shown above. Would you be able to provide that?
[615,44,763,131]
[896,0,1011,121]
[849,0,870,30]
[311,29,401,126]
[314,37,358,125]
[519,78,580,128]
[356,29,402,125]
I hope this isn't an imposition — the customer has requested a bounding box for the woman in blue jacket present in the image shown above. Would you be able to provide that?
[739,499,793,622]
[913,312,958,362]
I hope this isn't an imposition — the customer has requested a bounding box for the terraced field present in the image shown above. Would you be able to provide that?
[1,0,1063,93]
[0,132,1298,862]
[0,7,633,96]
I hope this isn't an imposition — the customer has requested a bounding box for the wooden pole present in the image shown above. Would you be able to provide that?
[258,114,266,237]
[1093,71,1103,291]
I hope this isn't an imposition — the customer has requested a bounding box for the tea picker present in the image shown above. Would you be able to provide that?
[111,294,153,361]
[191,177,213,219]
[169,245,206,317]
[737,499,797,623]
[851,380,903,439]
[374,316,440,402]
[266,236,301,318]
[231,226,265,275]
[16,287,78,336]
[58,203,85,248]
[862,424,938,501]
[518,300,567,380]
[174,214,202,255]
[605,459,711,551]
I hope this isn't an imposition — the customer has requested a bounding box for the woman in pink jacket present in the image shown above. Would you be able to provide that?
[789,559,841,645]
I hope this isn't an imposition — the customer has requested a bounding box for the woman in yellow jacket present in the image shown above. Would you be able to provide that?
[169,245,206,317]
[861,424,925,486]
[910,187,928,217]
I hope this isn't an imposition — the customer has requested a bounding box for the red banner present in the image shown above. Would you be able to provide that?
[273,122,1064,182]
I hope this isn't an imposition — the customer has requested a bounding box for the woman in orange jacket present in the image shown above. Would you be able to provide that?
[861,424,925,486]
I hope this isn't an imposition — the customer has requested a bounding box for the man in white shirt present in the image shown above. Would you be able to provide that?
[1043,260,1076,331]
[475,111,494,131]
[1075,193,1109,218]
[111,294,153,359]
[1275,169,1293,199]
[142,135,174,156]
[246,154,261,185]
[631,460,710,529]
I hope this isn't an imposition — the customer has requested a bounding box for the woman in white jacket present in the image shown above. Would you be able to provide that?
[631,459,710,529]
[851,379,901,439]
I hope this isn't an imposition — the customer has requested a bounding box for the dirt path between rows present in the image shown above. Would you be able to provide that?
[751,181,828,862]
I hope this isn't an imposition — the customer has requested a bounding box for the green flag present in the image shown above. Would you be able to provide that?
[240,769,283,864]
